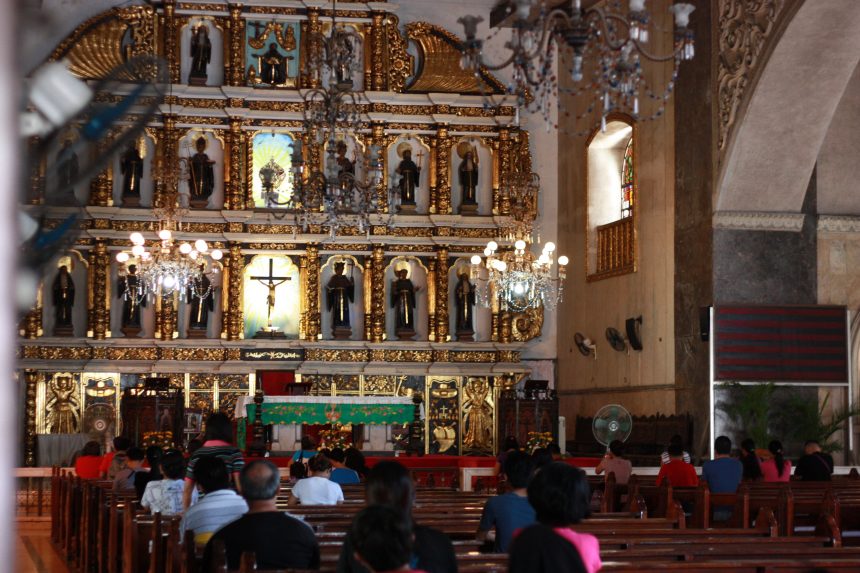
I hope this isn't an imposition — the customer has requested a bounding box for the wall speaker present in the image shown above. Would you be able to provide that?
[699,306,711,342]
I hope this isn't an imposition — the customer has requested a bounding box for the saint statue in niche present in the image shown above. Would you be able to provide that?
[463,377,493,451]
[118,264,146,336]
[259,42,288,86]
[187,267,215,338]
[395,144,420,212]
[326,260,355,340]
[457,142,479,214]
[189,24,211,86]
[189,136,215,208]
[120,143,144,207]
[52,264,75,336]
[454,272,476,341]
[391,267,419,340]
[56,139,79,206]
[46,375,80,434]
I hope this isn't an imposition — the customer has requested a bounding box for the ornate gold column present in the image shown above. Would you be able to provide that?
[19,286,42,339]
[304,245,321,340]
[370,245,386,343]
[427,259,436,342]
[23,370,39,467]
[89,239,110,340]
[225,119,246,209]
[155,114,178,208]
[371,123,389,213]
[225,243,244,341]
[491,137,501,214]
[435,246,450,342]
[498,128,512,216]
[299,255,308,340]
[370,12,386,91]
[227,4,245,87]
[304,8,322,89]
[363,255,372,340]
[499,310,513,343]
[490,283,500,342]
[159,292,177,340]
[434,125,452,215]
[89,137,113,207]
[162,0,179,83]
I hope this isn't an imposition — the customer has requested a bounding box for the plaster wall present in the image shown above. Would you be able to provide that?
[818,62,860,216]
[556,1,677,437]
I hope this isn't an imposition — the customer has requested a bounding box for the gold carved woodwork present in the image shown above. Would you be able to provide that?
[46,373,81,434]
[385,16,413,93]
[510,305,544,343]
[382,350,433,362]
[299,254,308,339]
[462,377,493,451]
[162,1,180,83]
[497,350,521,363]
[363,255,372,341]
[23,371,38,466]
[226,119,246,209]
[427,259,436,342]
[304,244,322,340]
[370,12,386,91]
[304,8,323,89]
[370,245,386,342]
[245,132,255,208]
[159,292,177,340]
[20,279,42,339]
[225,243,244,340]
[451,351,497,363]
[498,310,512,344]
[89,136,114,207]
[50,5,156,80]
[305,349,369,362]
[363,375,396,395]
[498,129,512,216]
[228,5,246,87]
[435,246,450,342]
[174,348,225,361]
[154,114,178,208]
[405,22,504,95]
[435,126,451,214]
[89,239,110,340]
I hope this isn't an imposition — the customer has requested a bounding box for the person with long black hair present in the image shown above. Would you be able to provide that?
[739,438,762,481]
[760,439,791,482]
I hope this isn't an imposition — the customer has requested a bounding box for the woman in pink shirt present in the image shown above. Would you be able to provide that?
[508,462,600,573]
[760,440,791,482]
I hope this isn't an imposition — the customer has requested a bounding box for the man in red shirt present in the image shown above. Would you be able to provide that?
[656,444,698,487]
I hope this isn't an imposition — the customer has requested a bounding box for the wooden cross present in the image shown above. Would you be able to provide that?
[251,258,291,329]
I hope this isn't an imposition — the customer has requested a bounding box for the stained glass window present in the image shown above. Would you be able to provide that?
[621,136,634,219]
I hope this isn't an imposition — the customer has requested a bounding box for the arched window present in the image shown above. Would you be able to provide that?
[621,137,634,219]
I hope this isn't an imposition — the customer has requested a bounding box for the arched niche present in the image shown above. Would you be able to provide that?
[585,117,636,279]
[41,251,88,338]
[179,129,224,210]
[451,137,493,216]
[448,258,491,342]
[177,262,223,339]
[319,255,365,341]
[109,256,155,338]
[387,135,431,214]
[242,255,301,339]
[179,18,224,87]
[251,132,296,208]
[113,132,156,208]
[384,256,429,341]
[320,22,365,92]
[47,132,91,207]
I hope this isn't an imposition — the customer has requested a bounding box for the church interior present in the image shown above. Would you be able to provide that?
[9,0,860,571]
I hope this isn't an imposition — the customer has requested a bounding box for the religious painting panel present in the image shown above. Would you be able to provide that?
[80,373,120,439]
[113,132,155,208]
[448,258,490,342]
[387,136,430,214]
[179,129,224,209]
[179,261,222,339]
[461,376,494,455]
[251,132,296,208]
[110,258,156,338]
[320,255,364,341]
[180,18,224,87]
[451,137,492,216]
[426,377,460,456]
[243,255,301,339]
[42,252,88,338]
[385,257,429,342]
[246,20,300,87]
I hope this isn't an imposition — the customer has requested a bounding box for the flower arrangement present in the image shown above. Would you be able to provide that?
[526,431,553,453]
[142,431,173,450]
[319,425,351,451]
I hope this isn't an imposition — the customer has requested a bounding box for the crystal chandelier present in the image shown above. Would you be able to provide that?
[458,0,696,131]
[115,188,222,301]
[471,239,568,312]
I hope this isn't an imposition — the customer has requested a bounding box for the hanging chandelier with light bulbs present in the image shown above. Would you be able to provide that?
[471,239,568,312]
[457,0,695,133]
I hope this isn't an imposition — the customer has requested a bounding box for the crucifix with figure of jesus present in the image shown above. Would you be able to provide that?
[252,258,290,338]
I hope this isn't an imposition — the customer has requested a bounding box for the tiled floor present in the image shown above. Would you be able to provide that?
[15,521,69,573]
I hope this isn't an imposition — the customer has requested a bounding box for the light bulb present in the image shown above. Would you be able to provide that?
[116,252,129,263]
[195,239,208,253]
[130,232,144,246]
[558,255,569,266]
[158,229,172,241]
[484,248,492,257]
[131,245,144,256]
[538,254,550,265]
[470,255,481,265]
[179,243,192,254]
[544,242,556,252]
[141,252,151,261]
[496,261,507,272]
[211,249,223,260]
[487,241,498,251]
[513,282,525,295]
[515,240,526,251]
[629,0,646,12]
[670,3,695,28]
[189,250,199,260]
[162,275,176,289]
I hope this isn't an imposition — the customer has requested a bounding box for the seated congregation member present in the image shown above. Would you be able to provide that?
[531,447,553,471]
[344,447,369,480]
[702,436,743,493]
[660,434,691,465]
[292,435,319,464]
[180,456,248,547]
[329,448,361,485]
[350,505,426,573]
[113,447,145,492]
[202,460,320,571]
[760,440,791,483]
[337,460,457,573]
[656,443,698,487]
[100,436,131,479]
[477,451,536,552]
[495,435,519,476]
[141,450,196,515]
[794,440,834,481]
[508,462,599,573]
[134,445,163,499]
[184,412,244,510]
[594,439,632,485]
[74,441,103,480]
[289,454,344,505]
[739,438,763,481]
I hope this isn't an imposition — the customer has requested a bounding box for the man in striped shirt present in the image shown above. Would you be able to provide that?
[181,456,248,547]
